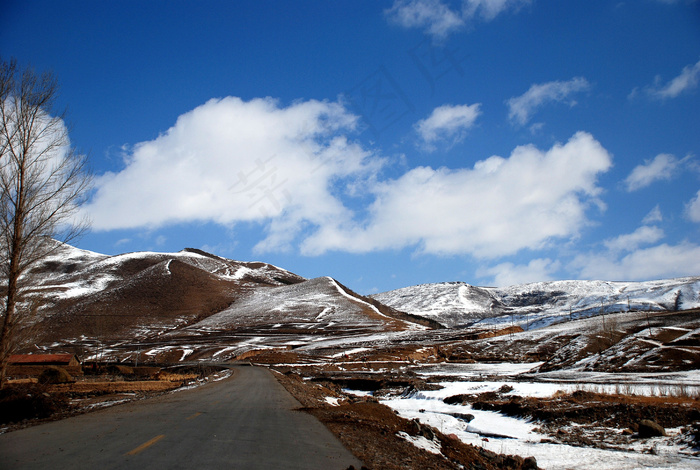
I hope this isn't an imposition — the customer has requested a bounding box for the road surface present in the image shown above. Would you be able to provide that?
[0,365,363,469]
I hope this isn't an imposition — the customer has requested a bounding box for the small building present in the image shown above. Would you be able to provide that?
[8,353,83,377]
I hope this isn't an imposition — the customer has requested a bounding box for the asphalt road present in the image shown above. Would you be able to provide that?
[0,365,363,469]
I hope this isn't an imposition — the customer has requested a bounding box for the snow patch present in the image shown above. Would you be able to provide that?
[327,277,390,319]
[324,396,341,406]
[179,348,193,361]
[396,431,443,455]
[331,347,371,358]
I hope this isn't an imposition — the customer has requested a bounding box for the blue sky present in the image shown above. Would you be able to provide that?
[2,0,700,294]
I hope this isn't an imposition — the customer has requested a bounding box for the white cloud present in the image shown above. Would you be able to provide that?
[527,122,545,135]
[686,190,700,223]
[647,59,700,99]
[478,258,560,287]
[415,103,481,149]
[385,0,529,39]
[302,131,612,258]
[385,0,465,39]
[603,225,665,252]
[83,97,382,252]
[462,0,530,21]
[642,205,663,224]
[572,220,700,281]
[572,242,700,281]
[507,77,590,126]
[624,153,680,191]
[84,101,618,265]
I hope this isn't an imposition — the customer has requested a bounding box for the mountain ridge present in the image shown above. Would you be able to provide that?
[371,277,700,329]
[7,242,699,363]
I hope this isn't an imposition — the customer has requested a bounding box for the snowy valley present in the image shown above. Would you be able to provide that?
[7,243,700,469]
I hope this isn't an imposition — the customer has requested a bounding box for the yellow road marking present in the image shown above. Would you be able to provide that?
[186,412,202,420]
[125,434,165,456]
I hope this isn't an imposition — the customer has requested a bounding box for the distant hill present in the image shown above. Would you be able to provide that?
[371,277,700,329]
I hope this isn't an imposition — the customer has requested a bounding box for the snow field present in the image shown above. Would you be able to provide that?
[381,382,699,470]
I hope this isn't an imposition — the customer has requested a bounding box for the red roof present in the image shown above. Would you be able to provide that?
[8,354,78,364]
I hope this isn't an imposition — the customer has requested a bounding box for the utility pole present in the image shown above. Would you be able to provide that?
[601,300,606,331]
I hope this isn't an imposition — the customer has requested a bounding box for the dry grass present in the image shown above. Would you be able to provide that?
[154,371,200,382]
[7,378,38,384]
[573,382,700,400]
[49,380,181,393]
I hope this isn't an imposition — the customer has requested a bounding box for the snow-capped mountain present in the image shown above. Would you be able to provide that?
[371,277,700,328]
[28,243,306,341]
[21,243,425,357]
[14,242,700,363]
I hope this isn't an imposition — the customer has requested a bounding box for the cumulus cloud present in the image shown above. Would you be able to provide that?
[385,0,529,39]
[415,103,481,149]
[302,131,612,258]
[572,242,700,281]
[686,190,700,223]
[646,59,700,99]
[83,97,382,252]
[603,225,665,252]
[507,77,590,126]
[478,258,560,287]
[623,153,681,191]
[85,100,618,265]
[571,219,700,281]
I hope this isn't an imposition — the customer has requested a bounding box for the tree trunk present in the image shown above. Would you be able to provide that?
[0,229,22,388]
[0,58,91,388]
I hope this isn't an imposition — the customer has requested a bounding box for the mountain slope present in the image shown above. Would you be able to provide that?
[372,277,700,328]
[18,243,430,361]
[28,243,306,343]
[183,276,422,335]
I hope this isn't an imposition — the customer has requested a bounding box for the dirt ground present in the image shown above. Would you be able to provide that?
[271,367,540,470]
[257,338,700,467]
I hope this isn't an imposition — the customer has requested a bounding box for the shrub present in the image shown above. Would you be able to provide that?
[0,384,68,424]
[38,366,73,384]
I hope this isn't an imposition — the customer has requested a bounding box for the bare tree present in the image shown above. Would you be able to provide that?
[0,58,91,387]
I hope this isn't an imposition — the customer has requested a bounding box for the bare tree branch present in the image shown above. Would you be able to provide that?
[0,58,92,387]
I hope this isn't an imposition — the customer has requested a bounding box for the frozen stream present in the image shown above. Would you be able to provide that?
[376,363,700,469]
[415,362,700,397]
